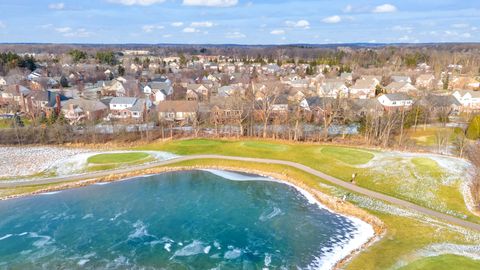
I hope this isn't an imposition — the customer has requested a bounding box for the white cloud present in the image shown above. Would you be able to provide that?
[190,21,214,28]
[39,24,53,29]
[270,29,285,35]
[63,28,92,38]
[399,35,410,41]
[183,27,199,33]
[163,34,172,38]
[48,3,65,10]
[171,22,184,27]
[462,32,472,38]
[285,20,310,29]
[343,4,352,13]
[55,27,91,38]
[322,15,341,24]
[392,25,413,32]
[226,31,246,39]
[452,23,469,28]
[182,0,238,7]
[142,25,164,33]
[372,4,397,13]
[55,27,72,33]
[0,21,5,29]
[107,0,165,6]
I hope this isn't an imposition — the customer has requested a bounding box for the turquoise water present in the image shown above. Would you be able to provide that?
[0,170,369,269]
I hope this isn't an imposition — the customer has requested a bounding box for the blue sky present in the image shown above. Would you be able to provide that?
[0,0,478,44]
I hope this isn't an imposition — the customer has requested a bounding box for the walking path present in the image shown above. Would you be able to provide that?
[2,154,480,231]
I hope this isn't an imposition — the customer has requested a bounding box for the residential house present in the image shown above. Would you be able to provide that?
[187,84,209,101]
[340,72,353,85]
[0,85,31,109]
[385,82,418,94]
[62,98,108,124]
[218,85,244,97]
[144,81,173,105]
[101,79,126,97]
[304,97,346,124]
[346,99,383,120]
[108,97,147,120]
[377,93,413,110]
[417,94,462,118]
[318,79,349,98]
[391,75,412,83]
[350,78,378,99]
[157,101,198,122]
[263,64,281,74]
[415,74,436,90]
[0,77,6,86]
[452,90,480,111]
[209,97,243,125]
[449,76,480,90]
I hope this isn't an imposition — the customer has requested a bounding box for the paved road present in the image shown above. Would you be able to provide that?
[3,154,480,232]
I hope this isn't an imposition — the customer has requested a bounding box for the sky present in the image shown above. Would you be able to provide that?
[0,0,479,44]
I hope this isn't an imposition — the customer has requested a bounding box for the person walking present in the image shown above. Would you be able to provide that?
[351,173,357,184]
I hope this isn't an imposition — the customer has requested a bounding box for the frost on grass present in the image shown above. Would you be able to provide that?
[0,146,178,181]
[357,151,475,217]
[348,193,480,241]
[391,243,480,269]
[0,146,93,178]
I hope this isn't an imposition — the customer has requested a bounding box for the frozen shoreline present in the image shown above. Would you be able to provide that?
[203,169,375,270]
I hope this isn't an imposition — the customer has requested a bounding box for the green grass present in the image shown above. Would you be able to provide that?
[406,127,457,147]
[86,152,154,172]
[87,152,151,165]
[320,146,374,165]
[134,138,479,223]
[399,255,480,270]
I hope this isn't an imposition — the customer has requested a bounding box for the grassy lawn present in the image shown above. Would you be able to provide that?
[135,138,477,223]
[320,146,374,165]
[406,126,459,147]
[399,255,480,270]
[87,152,151,164]
[86,152,154,172]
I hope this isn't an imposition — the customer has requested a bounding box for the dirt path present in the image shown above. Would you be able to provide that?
[2,154,480,232]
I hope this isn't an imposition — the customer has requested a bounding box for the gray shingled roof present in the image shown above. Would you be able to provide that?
[110,97,137,106]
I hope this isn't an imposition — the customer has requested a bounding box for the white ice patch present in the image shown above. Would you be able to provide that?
[164,243,172,252]
[0,234,12,241]
[77,259,89,266]
[82,214,94,220]
[128,221,154,240]
[171,240,207,258]
[202,169,269,181]
[259,207,282,221]
[28,232,53,248]
[224,248,242,260]
[40,191,61,195]
[264,253,272,267]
